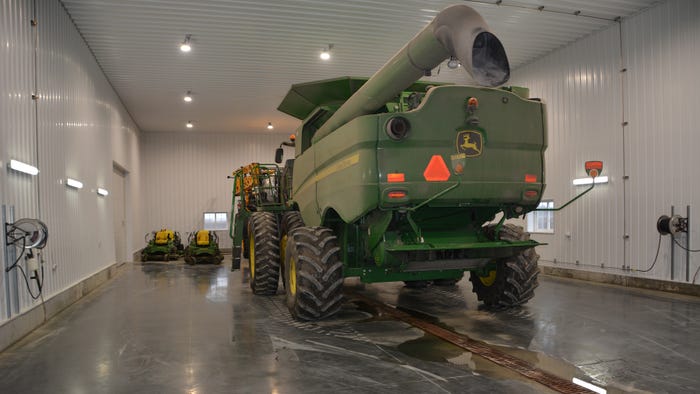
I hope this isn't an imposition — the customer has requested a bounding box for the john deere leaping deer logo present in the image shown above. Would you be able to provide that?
[456,130,483,157]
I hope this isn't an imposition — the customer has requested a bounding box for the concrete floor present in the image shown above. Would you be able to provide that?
[0,259,698,393]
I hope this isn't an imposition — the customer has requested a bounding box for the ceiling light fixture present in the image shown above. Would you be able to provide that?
[320,44,333,60]
[267,122,274,130]
[447,56,461,69]
[66,178,83,189]
[187,121,194,129]
[8,159,39,176]
[97,188,109,197]
[180,34,192,52]
[184,90,192,102]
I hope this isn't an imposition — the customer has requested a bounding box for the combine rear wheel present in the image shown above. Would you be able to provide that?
[284,227,343,320]
[248,212,280,295]
[469,224,539,307]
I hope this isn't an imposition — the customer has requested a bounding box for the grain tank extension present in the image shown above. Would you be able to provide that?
[249,4,553,320]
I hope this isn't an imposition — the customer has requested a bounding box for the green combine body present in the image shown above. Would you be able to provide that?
[184,230,224,265]
[232,4,566,321]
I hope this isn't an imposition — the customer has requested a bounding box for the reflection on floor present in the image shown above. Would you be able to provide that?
[0,259,698,393]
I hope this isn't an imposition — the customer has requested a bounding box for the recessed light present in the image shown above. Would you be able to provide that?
[267,122,274,130]
[180,34,192,52]
[184,90,192,102]
[97,188,109,196]
[8,159,39,176]
[187,121,194,129]
[320,43,333,60]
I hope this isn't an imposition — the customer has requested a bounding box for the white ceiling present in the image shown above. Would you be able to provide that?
[60,0,658,134]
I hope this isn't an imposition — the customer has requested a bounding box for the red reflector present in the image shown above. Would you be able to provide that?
[423,155,451,182]
[525,174,537,183]
[388,191,407,199]
[524,190,538,198]
[387,173,405,183]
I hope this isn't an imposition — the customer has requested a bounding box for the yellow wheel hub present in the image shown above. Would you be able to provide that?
[249,234,255,280]
[479,270,497,287]
[289,256,297,296]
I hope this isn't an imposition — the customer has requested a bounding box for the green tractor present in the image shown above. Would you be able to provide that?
[229,162,289,274]
[141,229,184,262]
[184,230,224,265]
[235,4,602,321]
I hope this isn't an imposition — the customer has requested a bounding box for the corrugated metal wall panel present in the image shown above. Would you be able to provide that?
[141,132,285,249]
[623,0,700,281]
[0,0,143,323]
[511,0,700,283]
[511,23,625,273]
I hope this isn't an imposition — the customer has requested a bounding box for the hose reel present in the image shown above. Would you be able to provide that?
[657,215,688,236]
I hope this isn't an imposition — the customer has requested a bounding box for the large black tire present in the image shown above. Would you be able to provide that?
[469,224,539,307]
[280,212,304,289]
[248,212,280,295]
[284,226,344,321]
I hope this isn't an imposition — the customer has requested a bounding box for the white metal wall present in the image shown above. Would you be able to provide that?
[511,0,700,282]
[0,0,143,322]
[141,132,288,249]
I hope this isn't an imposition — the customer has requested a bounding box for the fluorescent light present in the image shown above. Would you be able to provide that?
[66,178,83,189]
[9,159,39,176]
[572,175,609,186]
[186,121,194,129]
[184,91,192,102]
[572,378,606,394]
[97,188,109,196]
[267,122,274,130]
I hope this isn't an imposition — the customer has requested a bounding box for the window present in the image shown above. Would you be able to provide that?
[527,200,554,234]
[204,212,228,231]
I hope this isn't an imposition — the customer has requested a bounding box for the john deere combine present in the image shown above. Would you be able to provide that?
[184,230,224,264]
[141,229,183,261]
[232,4,602,321]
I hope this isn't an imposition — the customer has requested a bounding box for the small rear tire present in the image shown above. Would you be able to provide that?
[469,224,539,307]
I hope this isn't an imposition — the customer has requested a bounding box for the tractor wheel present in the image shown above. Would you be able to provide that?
[280,211,304,289]
[248,212,280,295]
[284,226,344,321]
[433,273,464,287]
[469,224,539,307]
[403,280,430,288]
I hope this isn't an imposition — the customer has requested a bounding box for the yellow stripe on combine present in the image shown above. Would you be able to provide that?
[295,153,361,196]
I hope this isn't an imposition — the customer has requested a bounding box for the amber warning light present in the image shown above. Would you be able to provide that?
[585,161,603,178]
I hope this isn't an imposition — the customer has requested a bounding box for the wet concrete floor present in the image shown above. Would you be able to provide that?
[0,259,698,393]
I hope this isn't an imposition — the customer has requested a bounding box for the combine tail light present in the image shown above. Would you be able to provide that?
[423,155,451,182]
[388,191,407,199]
[387,173,405,183]
[524,190,538,198]
[524,174,537,183]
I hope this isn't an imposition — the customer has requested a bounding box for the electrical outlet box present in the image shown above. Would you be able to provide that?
[27,255,39,272]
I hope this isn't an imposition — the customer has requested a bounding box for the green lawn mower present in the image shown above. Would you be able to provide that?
[141,229,184,262]
[184,230,224,265]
